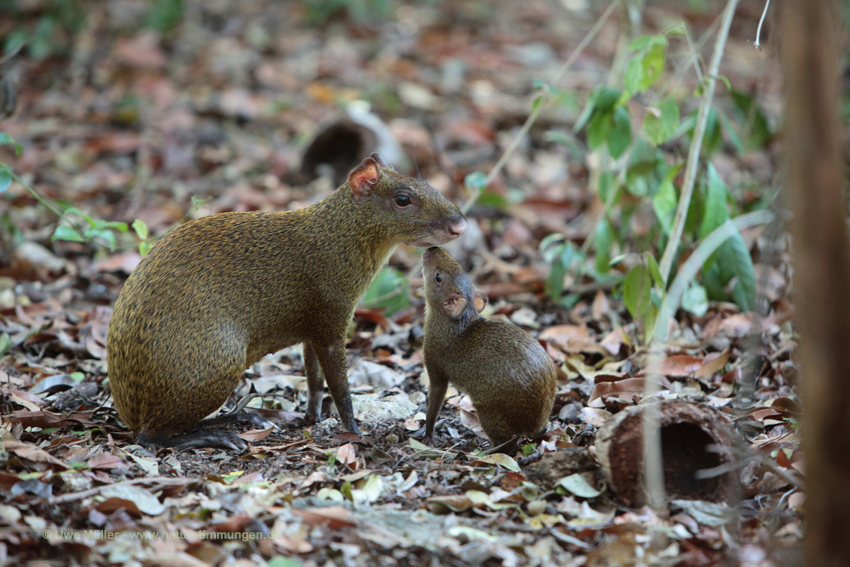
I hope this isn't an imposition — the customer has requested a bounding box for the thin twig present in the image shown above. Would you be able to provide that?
[461,0,620,213]
[754,0,771,50]
[657,0,740,284]
[49,477,199,504]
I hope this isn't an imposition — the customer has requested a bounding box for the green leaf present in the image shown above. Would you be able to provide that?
[626,138,659,183]
[718,109,744,155]
[132,219,149,240]
[0,332,10,357]
[623,56,644,95]
[587,111,612,150]
[640,44,666,92]
[594,219,613,274]
[146,0,183,33]
[682,282,709,316]
[269,557,303,567]
[0,133,21,154]
[557,473,601,498]
[694,107,722,155]
[594,88,621,113]
[652,174,677,236]
[731,90,773,149]
[545,255,567,301]
[139,240,153,257]
[531,78,559,97]
[701,230,756,311]
[539,233,567,256]
[623,264,652,319]
[627,35,653,51]
[644,301,660,341]
[85,227,117,249]
[0,168,11,193]
[476,189,509,210]
[643,95,680,145]
[647,254,664,289]
[362,267,410,315]
[699,164,730,239]
[52,226,85,243]
[464,171,488,192]
[93,220,129,233]
[607,106,632,158]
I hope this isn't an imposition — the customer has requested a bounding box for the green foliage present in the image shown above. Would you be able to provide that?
[146,0,183,33]
[696,165,756,309]
[362,267,410,316]
[538,27,768,322]
[1,0,85,60]
[51,207,129,250]
[302,0,395,26]
[539,234,581,304]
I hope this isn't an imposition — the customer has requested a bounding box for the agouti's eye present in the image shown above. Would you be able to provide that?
[394,194,412,207]
[435,272,442,283]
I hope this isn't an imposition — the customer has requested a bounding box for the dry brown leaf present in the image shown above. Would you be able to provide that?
[3,441,68,471]
[292,506,356,529]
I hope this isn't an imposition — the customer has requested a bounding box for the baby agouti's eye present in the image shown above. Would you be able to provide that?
[394,193,412,207]
[435,272,442,283]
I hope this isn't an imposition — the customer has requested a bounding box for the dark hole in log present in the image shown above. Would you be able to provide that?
[595,400,741,507]
[660,422,721,500]
[299,120,377,186]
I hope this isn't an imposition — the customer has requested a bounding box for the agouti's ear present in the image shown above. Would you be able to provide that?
[472,291,488,313]
[348,157,382,197]
[443,295,468,319]
[369,153,387,168]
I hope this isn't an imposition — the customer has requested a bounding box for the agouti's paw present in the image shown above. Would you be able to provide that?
[200,411,276,431]
[173,430,249,452]
[410,426,433,445]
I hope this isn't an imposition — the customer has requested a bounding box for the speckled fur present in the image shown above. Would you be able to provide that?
[108,161,465,443]
[422,247,556,446]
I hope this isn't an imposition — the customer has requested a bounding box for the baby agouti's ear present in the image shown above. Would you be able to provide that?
[472,291,488,313]
[348,156,382,197]
[443,295,469,319]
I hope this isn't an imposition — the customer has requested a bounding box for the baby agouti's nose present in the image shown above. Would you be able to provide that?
[447,216,467,237]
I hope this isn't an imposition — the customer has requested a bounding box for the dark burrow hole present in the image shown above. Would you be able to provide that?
[661,422,722,499]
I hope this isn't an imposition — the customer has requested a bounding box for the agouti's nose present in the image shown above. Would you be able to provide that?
[447,216,467,237]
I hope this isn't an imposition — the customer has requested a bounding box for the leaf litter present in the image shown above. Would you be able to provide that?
[0,0,804,566]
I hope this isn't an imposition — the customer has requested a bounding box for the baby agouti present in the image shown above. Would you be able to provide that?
[108,154,467,450]
[421,247,556,447]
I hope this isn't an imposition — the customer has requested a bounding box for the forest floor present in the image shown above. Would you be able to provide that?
[0,1,810,566]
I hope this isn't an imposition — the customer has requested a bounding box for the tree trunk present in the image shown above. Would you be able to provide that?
[781,2,850,566]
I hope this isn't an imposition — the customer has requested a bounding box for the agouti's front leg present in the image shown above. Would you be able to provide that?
[422,367,450,444]
[304,340,361,435]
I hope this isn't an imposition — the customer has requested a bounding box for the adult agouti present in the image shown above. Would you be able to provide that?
[421,247,556,447]
[108,153,467,450]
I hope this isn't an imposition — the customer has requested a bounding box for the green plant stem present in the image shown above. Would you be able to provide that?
[657,0,740,285]
[641,208,773,510]
[5,167,68,221]
[461,0,620,214]
[5,165,116,250]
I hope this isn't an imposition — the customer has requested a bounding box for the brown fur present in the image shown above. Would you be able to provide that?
[108,155,466,445]
[421,247,556,446]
